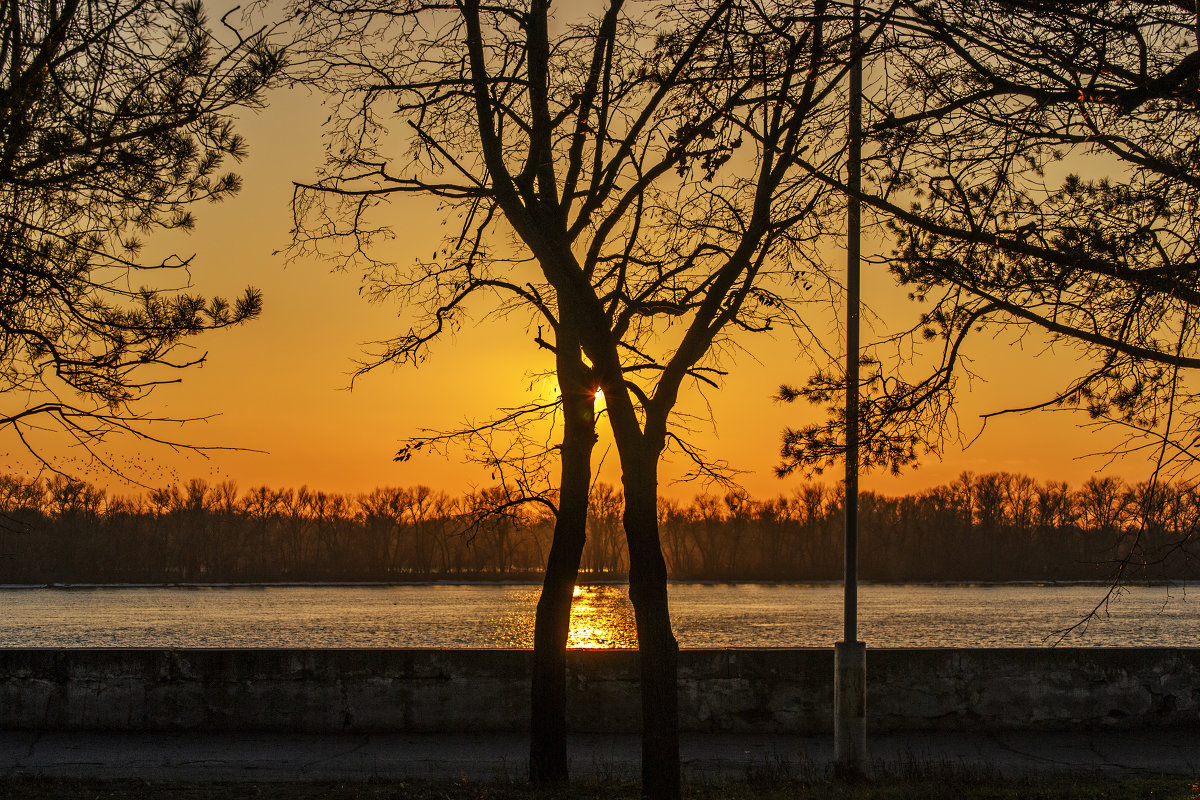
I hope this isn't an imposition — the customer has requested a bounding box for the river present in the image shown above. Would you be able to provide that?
[0,582,1195,648]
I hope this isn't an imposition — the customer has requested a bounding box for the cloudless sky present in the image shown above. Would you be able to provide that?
[3,49,1165,501]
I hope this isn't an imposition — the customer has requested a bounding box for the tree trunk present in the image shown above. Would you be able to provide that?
[622,451,680,800]
[529,344,595,785]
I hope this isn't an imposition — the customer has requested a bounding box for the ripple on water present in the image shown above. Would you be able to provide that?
[0,582,1194,648]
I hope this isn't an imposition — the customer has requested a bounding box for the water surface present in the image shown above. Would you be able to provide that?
[0,583,1194,648]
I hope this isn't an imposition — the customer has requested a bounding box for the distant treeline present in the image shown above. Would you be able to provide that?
[0,472,1194,583]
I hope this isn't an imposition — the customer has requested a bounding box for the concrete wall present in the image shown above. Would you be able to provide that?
[1,648,1197,734]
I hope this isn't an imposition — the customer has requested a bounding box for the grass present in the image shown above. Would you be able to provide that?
[1,775,1197,799]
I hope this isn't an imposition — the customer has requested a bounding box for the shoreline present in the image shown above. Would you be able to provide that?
[2,579,1198,590]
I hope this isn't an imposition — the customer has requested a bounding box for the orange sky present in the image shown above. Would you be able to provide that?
[2,80,1165,501]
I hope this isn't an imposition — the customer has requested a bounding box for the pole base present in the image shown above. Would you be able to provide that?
[834,640,866,777]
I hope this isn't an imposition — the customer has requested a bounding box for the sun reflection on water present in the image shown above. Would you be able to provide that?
[568,584,638,649]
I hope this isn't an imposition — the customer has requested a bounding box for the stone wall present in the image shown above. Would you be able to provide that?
[1,648,1196,733]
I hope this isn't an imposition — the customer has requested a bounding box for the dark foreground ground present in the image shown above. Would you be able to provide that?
[2,730,1197,798]
[1,775,1198,799]
[4,730,1199,781]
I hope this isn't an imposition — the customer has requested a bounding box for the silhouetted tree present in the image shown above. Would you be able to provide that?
[584,483,627,575]
[773,0,1200,593]
[0,0,279,467]
[2,471,1196,584]
[286,0,855,792]
[782,1,1200,475]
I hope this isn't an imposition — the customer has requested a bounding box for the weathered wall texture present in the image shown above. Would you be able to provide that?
[0,648,1196,734]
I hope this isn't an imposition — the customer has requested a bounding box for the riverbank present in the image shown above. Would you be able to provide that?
[4,578,1199,588]
[5,648,1198,734]
[4,471,1195,586]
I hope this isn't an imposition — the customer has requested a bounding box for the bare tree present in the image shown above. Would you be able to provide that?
[781,0,1200,479]
[771,0,1200,631]
[0,0,281,470]
[287,0,851,793]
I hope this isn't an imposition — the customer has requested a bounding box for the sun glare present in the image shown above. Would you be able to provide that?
[567,584,636,649]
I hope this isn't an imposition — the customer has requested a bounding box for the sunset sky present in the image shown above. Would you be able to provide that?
[3,76,1162,501]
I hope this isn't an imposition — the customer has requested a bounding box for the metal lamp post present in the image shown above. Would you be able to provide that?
[834,0,867,777]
